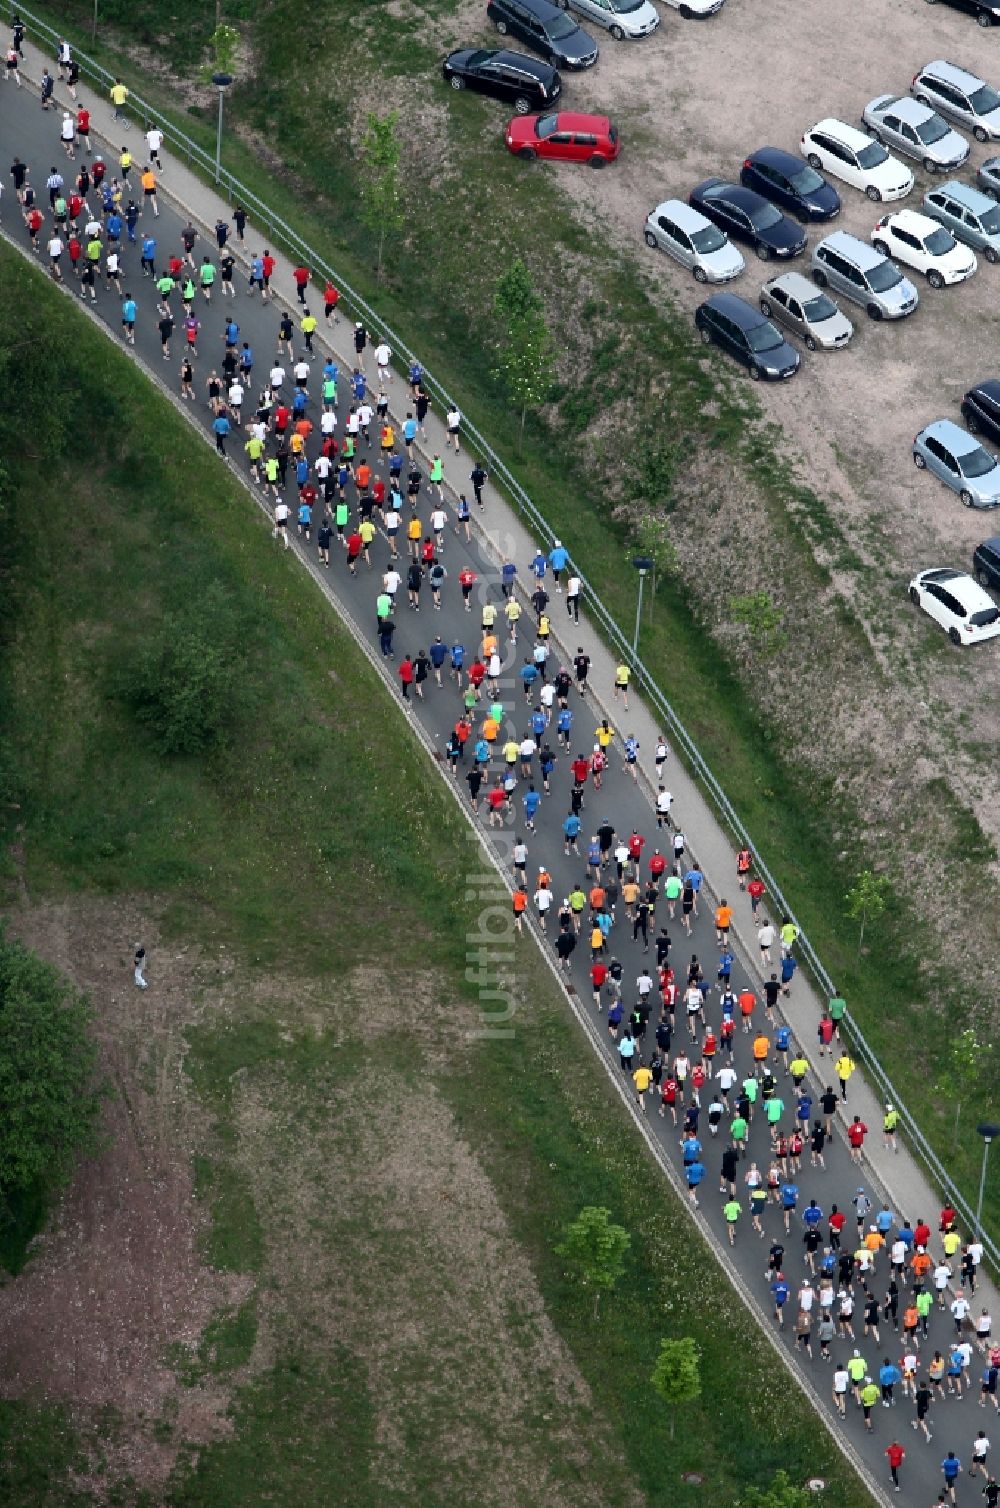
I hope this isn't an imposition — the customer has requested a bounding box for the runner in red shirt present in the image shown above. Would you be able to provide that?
[91,155,106,186]
[26,206,44,250]
[398,655,414,702]
[68,192,83,226]
[829,1205,847,1249]
[628,829,645,863]
[273,403,291,434]
[914,1219,931,1249]
[67,234,82,274]
[571,754,589,785]
[261,250,276,294]
[747,875,766,919]
[467,659,486,694]
[660,1076,678,1124]
[293,263,310,303]
[885,1441,904,1492]
[459,566,477,609]
[847,1118,868,1161]
[323,280,340,320]
[590,745,605,788]
[590,961,608,1006]
[346,530,363,575]
[649,849,667,882]
[738,988,756,1032]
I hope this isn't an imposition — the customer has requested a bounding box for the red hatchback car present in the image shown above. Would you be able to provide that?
[505,110,620,166]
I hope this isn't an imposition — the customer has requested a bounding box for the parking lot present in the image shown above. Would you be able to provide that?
[545,0,999,621]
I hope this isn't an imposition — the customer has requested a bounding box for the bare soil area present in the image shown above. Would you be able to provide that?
[0,902,250,1492]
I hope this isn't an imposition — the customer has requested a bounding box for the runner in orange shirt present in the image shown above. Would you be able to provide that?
[715,899,733,945]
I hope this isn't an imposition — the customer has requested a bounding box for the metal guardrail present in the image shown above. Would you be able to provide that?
[17,4,997,1268]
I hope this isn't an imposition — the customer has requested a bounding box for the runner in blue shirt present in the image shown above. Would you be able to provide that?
[141,233,157,276]
[212,412,230,455]
[501,559,518,597]
[530,550,547,582]
[563,813,581,855]
[780,1182,799,1233]
[770,1275,790,1324]
[803,1199,823,1229]
[775,1024,791,1071]
[523,785,541,830]
[941,1453,961,1493]
[556,707,573,747]
[548,540,568,587]
[682,1135,702,1166]
[520,661,539,699]
[685,1160,705,1207]
[781,954,797,995]
[875,1205,896,1236]
[530,707,546,743]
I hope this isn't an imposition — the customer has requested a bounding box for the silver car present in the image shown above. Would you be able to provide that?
[911,60,1000,143]
[923,180,1000,264]
[811,230,919,320]
[557,0,658,39]
[913,418,1000,509]
[759,271,853,350]
[979,156,1000,201]
[644,198,745,282]
[862,94,970,174]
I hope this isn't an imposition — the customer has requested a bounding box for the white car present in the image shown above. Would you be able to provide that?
[871,209,976,288]
[660,0,725,13]
[908,568,1000,645]
[801,118,913,203]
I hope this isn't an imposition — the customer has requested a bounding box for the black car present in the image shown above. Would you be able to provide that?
[689,179,808,261]
[442,47,561,112]
[925,0,1000,26]
[694,292,800,381]
[740,146,841,223]
[486,0,599,69]
[962,380,1000,447]
[973,533,1000,589]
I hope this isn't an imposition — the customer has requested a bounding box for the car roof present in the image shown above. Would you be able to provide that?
[817,230,885,270]
[651,199,714,232]
[493,48,557,76]
[809,118,875,151]
[930,573,996,613]
[551,111,611,130]
[765,271,822,301]
[701,292,766,330]
[920,418,984,457]
[976,534,1000,553]
[970,379,1000,404]
[876,94,938,126]
[508,0,564,20]
[747,145,802,175]
[696,179,770,213]
[886,208,938,237]
[917,58,985,92]
[932,179,996,215]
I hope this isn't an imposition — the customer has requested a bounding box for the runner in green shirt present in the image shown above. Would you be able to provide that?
[828,992,846,1039]
[664,873,682,918]
[244,434,264,482]
[723,1198,741,1244]
[430,454,444,500]
[263,455,280,497]
[156,272,174,300]
[731,1114,748,1156]
[860,1379,879,1430]
[199,257,216,299]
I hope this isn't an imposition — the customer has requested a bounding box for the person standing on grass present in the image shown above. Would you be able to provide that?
[134,945,148,989]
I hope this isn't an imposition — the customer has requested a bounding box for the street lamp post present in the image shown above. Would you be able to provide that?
[212,71,233,186]
[631,555,655,680]
[975,1121,1000,1244]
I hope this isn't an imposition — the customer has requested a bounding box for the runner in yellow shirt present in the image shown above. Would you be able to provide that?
[614,662,630,709]
[633,1064,652,1111]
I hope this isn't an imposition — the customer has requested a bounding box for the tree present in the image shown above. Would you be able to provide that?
[844,868,890,955]
[492,259,554,454]
[209,22,240,72]
[555,1205,630,1317]
[934,1025,981,1147]
[650,1336,701,1439]
[740,1470,814,1508]
[359,112,404,283]
[729,590,787,658]
[0,930,104,1217]
[116,585,245,756]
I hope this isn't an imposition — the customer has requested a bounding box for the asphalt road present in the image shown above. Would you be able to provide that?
[1,73,994,1508]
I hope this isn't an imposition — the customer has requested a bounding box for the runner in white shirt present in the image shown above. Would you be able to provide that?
[146,126,164,168]
[430,507,447,552]
[374,340,391,382]
[382,568,401,600]
[272,501,290,548]
[656,786,673,830]
[269,363,285,391]
[534,879,553,930]
[60,112,75,158]
[47,234,64,279]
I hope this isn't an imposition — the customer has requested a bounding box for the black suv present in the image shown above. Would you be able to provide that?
[486,0,598,69]
[442,48,561,113]
[694,292,800,381]
[925,0,1000,27]
[973,534,1000,589]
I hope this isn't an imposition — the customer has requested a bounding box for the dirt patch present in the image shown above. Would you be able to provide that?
[0,901,251,1493]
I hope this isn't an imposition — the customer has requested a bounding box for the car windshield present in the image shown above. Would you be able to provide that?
[548,14,579,39]
[789,164,824,194]
[925,226,955,255]
[746,322,784,354]
[610,0,647,12]
[748,201,783,230]
[535,114,560,138]
[690,223,726,253]
[466,49,491,67]
[971,607,1000,626]
[867,259,902,292]
[857,140,889,169]
[970,83,1000,116]
[980,205,1000,235]
[958,445,998,479]
[915,114,949,145]
[803,293,838,322]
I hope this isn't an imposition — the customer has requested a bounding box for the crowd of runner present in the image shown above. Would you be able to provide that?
[3,27,998,1502]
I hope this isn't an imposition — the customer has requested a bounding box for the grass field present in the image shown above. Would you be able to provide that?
[0,244,870,1506]
[33,0,1000,1231]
